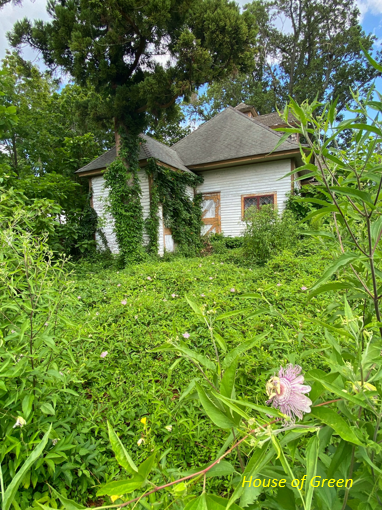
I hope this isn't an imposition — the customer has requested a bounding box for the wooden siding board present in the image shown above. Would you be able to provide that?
[196,159,292,237]
[91,171,151,253]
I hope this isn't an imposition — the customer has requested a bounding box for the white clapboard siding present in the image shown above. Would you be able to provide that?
[196,159,293,237]
[91,170,151,254]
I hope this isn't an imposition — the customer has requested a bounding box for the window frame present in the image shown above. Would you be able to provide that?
[241,192,277,220]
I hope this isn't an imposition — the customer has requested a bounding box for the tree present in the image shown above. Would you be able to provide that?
[9,0,257,140]
[187,0,380,121]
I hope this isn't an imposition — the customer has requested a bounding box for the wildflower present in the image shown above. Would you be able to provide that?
[100,351,108,358]
[117,284,121,287]
[147,276,152,280]
[59,371,64,376]
[88,334,92,338]
[165,425,172,432]
[171,293,176,298]
[96,312,99,316]
[230,288,235,292]
[199,264,202,267]
[209,277,213,280]
[301,286,307,291]
[266,364,312,420]
[13,416,26,428]
[212,262,215,265]
[78,296,81,299]
[137,438,144,446]
[163,298,167,302]
[135,315,138,319]
[200,293,205,297]
[44,322,49,326]
[270,324,274,328]
[183,332,190,339]
[277,283,281,287]
[52,438,59,445]
[11,330,15,334]
[121,300,127,305]
[141,417,147,425]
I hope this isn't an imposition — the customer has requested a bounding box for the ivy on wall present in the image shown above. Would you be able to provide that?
[103,131,145,264]
[145,158,204,257]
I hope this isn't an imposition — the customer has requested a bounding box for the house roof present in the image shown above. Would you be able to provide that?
[170,106,300,168]
[76,133,191,174]
[255,111,297,127]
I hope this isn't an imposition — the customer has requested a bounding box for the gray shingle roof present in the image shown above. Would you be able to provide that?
[256,111,297,127]
[171,106,300,167]
[76,133,192,174]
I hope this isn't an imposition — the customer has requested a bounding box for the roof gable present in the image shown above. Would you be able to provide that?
[76,134,192,174]
[171,107,299,167]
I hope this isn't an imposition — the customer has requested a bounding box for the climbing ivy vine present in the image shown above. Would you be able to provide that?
[145,158,203,257]
[104,132,203,262]
[103,131,145,264]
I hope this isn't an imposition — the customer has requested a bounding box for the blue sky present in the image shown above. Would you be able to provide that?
[1,0,382,88]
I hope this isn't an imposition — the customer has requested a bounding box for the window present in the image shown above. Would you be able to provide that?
[241,193,276,219]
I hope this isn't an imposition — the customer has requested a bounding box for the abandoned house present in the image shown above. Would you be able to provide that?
[76,103,304,255]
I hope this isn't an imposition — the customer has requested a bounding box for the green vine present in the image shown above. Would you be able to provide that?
[145,159,203,257]
[104,131,145,264]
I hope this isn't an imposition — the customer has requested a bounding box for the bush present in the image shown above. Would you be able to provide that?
[243,204,298,263]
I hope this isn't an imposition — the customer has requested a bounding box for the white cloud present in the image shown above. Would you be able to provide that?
[358,0,382,18]
[0,0,50,63]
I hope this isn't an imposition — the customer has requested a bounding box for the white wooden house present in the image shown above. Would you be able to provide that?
[76,103,303,255]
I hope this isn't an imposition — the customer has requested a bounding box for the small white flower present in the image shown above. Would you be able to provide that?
[165,425,172,432]
[78,296,81,299]
[13,416,26,428]
[137,438,144,446]
[96,312,99,316]
[52,438,59,445]
[11,330,16,334]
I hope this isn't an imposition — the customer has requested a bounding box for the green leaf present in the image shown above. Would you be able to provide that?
[310,407,363,445]
[309,369,370,410]
[220,358,238,399]
[221,396,285,419]
[308,282,355,298]
[330,186,375,207]
[138,453,155,480]
[212,391,250,421]
[305,434,319,510]
[270,435,296,482]
[327,440,352,478]
[107,421,138,474]
[22,394,34,420]
[47,486,85,510]
[310,253,359,291]
[185,295,204,317]
[223,333,267,369]
[195,383,236,429]
[206,461,237,478]
[40,403,55,415]
[213,332,227,353]
[3,426,51,510]
[227,443,270,508]
[216,308,252,321]
[96,476,144,497]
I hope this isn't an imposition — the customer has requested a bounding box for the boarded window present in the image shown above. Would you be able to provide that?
[201,192,221,235]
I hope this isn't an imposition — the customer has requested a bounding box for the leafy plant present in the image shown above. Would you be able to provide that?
[243,204,299,263]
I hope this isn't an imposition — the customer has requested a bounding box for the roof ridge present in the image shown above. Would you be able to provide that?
[228,106,299,148]
[171,107,230,149]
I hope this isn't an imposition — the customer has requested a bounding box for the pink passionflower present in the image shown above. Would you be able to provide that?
[183,332,190,338]
[301,286,307,291]
[266,364,312,420]
[230,288,235,292]
[100,351,108,358]
[121,300,127,305]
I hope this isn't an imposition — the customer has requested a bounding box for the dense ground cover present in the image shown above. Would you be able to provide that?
[50,241,333,502]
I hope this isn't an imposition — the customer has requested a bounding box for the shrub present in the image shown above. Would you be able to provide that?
[243,204,298,263]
